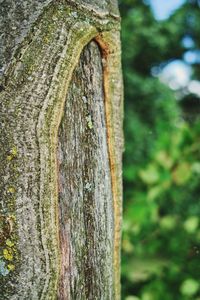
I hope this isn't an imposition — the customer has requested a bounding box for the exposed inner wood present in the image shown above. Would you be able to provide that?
[57,40,114,299]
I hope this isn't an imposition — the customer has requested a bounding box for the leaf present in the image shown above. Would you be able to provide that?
[139,164,160,185]
[172,162,191,185]
[122,257,168,282]
[159,215,177,230]
[180,278,199,296]
[155,150,173,169]
[192,162,200,174]
[184,216,199,233]
[147,186,162,201]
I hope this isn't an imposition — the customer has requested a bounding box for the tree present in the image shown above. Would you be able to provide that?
[0,1,123,299]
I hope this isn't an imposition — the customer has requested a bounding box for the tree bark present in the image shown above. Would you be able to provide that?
[0,1,123,299]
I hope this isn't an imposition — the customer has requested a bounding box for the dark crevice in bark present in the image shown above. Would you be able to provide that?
[57,40,114,299]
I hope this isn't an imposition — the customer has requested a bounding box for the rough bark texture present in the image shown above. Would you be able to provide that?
[0,1,123,299]
[57,41,114,299]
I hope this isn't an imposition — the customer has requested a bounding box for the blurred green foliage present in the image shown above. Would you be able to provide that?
[120,1,200,299]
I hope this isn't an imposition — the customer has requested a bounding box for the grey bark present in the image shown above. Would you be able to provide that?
[58,41,114,299]
[0,1,123,299]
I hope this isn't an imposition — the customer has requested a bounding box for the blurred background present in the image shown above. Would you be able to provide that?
[119,0,200,299]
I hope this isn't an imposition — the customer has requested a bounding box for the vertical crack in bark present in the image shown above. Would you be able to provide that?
[57,40,114,299]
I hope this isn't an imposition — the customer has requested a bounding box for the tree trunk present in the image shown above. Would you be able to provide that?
[0,1,123,299]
